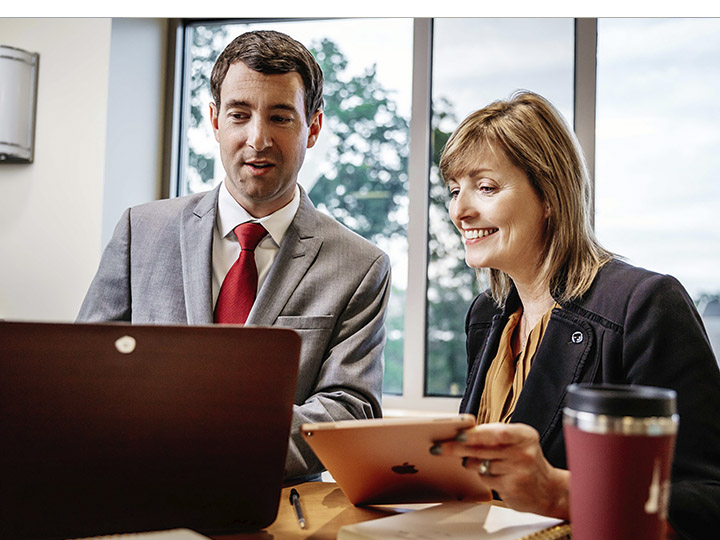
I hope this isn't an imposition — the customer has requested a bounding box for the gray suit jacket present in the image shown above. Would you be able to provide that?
[78,185,391,480]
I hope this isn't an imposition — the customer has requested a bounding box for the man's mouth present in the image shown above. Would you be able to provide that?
[463,228,498,240]
[245,161,274,170]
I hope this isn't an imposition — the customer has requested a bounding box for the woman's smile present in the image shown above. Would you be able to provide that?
[462,227,499,242]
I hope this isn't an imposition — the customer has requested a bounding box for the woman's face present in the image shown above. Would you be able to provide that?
[447,144,550,281]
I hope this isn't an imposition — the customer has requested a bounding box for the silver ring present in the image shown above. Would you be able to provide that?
[478,459,491,476]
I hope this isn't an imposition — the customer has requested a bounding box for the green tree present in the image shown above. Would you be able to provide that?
[308,38,409,243]
[308,39,477,396]
[187,25,229,190]
[308,38,410,394]
[426,97,481,396]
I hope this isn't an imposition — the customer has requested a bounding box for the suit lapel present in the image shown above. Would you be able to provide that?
[511,309,594,444]
[180,186,219,325]
[463,289,595,448]
[460,314,505,414]
[461,292,520,415]
[247,189,323,325]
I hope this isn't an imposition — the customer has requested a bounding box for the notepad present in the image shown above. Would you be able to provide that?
[337,502,571,540]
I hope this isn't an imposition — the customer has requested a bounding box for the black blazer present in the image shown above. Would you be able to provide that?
[459,259,720,539]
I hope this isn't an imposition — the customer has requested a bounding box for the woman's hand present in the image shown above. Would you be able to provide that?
[431,422,570,520]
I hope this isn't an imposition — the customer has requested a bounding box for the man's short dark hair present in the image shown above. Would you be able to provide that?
[210,30,324,123]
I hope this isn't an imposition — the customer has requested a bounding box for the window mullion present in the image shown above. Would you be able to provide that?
[574,17,598,224]
[390,17,432,410]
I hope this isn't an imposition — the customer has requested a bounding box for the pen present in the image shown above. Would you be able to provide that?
[289,487,306,529]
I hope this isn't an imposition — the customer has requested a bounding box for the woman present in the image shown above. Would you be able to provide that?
[430,91,720,539]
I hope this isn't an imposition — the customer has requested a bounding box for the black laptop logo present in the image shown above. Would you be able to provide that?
[391,462,418,475]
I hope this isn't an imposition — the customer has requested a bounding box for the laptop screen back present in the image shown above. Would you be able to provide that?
[0,321,300,539]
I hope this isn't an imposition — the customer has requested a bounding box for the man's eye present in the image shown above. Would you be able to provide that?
[272,116,292,123]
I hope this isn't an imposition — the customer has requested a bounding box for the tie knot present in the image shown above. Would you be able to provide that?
[234,222,267,252]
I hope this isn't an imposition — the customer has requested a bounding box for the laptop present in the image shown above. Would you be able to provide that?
[0,320,301,539]
[301,415,493,506]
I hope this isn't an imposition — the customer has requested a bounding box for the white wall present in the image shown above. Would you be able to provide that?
[102,18,167,249]
[0,18,167,322]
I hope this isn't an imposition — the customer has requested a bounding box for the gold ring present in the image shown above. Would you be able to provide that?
[478,459,491,476]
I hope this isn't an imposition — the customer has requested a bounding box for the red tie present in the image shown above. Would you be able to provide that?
[214,222,268,324]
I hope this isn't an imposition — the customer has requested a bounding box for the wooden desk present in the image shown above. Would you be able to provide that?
[212,482,400,540]
[85,481,683,540]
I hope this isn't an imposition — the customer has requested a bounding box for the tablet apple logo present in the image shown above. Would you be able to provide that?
[391,462,418,475]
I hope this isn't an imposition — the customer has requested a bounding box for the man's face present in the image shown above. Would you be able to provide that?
[210,61,322,217]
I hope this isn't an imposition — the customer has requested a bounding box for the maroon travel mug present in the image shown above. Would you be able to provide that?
[563,384,678,540]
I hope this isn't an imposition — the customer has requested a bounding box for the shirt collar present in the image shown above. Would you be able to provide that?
[216,180,301,246]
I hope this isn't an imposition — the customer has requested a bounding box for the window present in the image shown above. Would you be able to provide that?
[595,18,720,356]
[179,19,413,394]
[174,17,719,413]
[427,18,575,397]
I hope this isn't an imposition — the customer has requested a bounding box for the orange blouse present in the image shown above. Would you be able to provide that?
[477,303,558,424]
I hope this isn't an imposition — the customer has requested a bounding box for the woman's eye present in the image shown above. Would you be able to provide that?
[448,188,459,199]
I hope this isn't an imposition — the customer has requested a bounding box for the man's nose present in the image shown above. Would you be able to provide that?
[247,117,272,151]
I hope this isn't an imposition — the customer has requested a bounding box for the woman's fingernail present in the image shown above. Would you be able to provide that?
[455,431,468,442]
[429,443,443,455]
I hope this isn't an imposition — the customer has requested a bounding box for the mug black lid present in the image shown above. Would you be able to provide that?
[566,383,677,417]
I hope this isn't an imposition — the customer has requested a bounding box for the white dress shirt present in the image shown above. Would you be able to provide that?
[212,181,301,308]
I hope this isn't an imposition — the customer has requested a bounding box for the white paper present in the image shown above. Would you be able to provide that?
[338,502,564,540]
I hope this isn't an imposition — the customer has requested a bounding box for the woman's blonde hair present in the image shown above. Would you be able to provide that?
[439,91,612,306]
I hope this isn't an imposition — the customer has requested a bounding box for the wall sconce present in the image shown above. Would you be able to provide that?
[0,45,39,163]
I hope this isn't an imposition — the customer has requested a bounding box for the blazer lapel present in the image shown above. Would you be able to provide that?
[180,186,219,325]
[460,291,520,415]
[460,314,505,414]
[247,188,323,325]
[511,309,594,444]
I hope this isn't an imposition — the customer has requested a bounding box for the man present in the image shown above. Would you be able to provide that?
[77,30,391,481]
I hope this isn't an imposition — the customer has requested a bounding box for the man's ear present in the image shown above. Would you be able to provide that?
[307,110,323,149]
[209,102,220,142]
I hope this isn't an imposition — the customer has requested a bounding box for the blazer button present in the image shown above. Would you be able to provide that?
[571,331,584,344]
